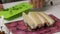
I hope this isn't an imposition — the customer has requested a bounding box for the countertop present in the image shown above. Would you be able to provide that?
[0,1,60,34]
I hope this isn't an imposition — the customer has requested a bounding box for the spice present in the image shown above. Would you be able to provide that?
[0,4,3,10]
[30,0,45,9]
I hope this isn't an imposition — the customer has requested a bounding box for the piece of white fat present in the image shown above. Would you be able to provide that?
[38,12,55,26]
[28,12,45,28]
[22,12,36,29]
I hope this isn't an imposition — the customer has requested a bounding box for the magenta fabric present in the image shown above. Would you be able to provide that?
[5,14,60,34]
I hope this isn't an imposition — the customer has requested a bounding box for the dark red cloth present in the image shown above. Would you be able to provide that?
[5,14,60,34]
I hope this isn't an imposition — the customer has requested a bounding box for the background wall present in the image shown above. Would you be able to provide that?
[3,0,60,9]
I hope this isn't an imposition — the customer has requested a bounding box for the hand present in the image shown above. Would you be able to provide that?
[29,0,45,8]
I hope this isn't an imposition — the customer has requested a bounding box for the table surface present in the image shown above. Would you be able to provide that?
[0,1,60,34]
